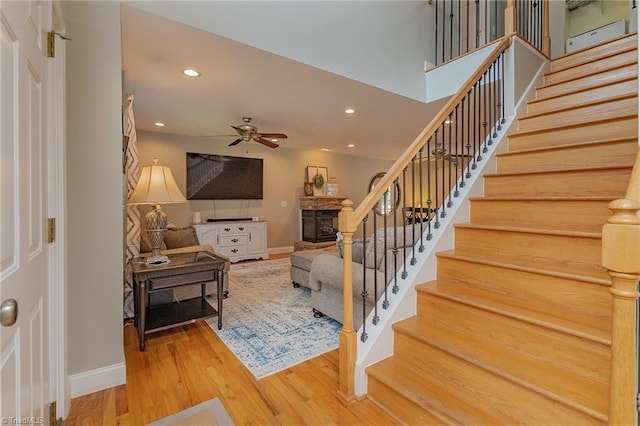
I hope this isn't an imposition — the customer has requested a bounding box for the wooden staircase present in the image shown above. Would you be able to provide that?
[366,34,639,424]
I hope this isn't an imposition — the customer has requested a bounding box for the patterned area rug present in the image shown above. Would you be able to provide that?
[206,258,341,379]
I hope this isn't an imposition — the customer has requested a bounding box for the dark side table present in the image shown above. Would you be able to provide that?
[131,250,226,351]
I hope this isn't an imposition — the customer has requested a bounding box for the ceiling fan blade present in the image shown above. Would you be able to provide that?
[258,132,287,139]
[254,137,279,148]
[228,138,243,146]
[230,125,242,132]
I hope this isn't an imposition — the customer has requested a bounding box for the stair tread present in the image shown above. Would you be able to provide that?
[394,315,609,417]
[370,327,605,424]
[454,222,602,238]
[551,33,637,72]
[519,92,636,121]
[543,56,637,88]
[499,136,637,156]
[436,249,611,286]
[507,112,638,139]
[483,163,632,178]
[470,195,618,201]
[441,247,608,286]
[417,281,611,345]
[367,357,497,425]
[532,74,637,104]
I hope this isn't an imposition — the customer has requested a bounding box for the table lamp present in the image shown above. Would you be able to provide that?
[128,159,187,265]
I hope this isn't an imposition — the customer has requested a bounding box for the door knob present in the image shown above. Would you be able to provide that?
[1,299,18,327]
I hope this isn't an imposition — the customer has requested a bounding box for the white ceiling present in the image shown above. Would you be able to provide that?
[121,5,445,160]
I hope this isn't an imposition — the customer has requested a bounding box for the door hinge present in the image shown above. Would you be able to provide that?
[47,218,56,243]
[47,31,71,58]
[49,401,58,425]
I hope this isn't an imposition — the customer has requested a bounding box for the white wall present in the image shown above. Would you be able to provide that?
[63,0,125,381]
[124,1,434,102]
[136,131,394,250]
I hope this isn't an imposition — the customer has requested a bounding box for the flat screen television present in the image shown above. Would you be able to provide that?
[186,152,263,200]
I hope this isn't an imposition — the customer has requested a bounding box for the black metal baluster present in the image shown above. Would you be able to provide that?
[475,0,480,48]
[466,0,470,54]
[410,155,417,265]
[447,111,454,207]
[500,52,506,125]
[484,0,488,45]
[426,137,433,240]
[434,130,441,227]
[435,0,439,65]
[382,196,389,310]
[473,80,479,170]
[442,0,446,64]
[372,209,379,326]
[482,69,489,153]
[401,167,408,279]
[392,177,399,294]
[449,0,454,61]
[360,214,369,342]
[458,0,461,57]
[453,105,460,197]
[418,147,425,252]
[460,95,468,186]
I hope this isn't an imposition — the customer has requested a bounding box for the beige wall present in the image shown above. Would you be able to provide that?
[63,1,125,374]
[136,130,394,250]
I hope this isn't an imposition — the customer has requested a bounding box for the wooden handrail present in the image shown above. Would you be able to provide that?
[336,35,512,401]
[604,149,640,425]
[350,36,511,228]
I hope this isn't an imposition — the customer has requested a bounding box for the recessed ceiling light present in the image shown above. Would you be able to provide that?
[321,148,330,152]
[154,122,165,127]
[345,108,356,114]
[444,118,453,124]
[348,144,355,148]
[182,69,201,77]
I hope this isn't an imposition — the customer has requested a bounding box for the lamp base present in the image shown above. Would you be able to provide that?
[145,254,170,266]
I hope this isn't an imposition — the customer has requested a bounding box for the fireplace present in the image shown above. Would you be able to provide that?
[302,210,339,243]
[299,196,347,244]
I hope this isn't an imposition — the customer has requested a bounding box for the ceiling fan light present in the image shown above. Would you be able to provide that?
[345,108,356,114]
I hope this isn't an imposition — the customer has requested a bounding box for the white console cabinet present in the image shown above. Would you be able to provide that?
[193,221,269,263]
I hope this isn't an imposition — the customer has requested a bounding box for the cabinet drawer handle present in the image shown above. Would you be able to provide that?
[231,249,238,253]
[231,238,238,243]
[224,227,231,232]
[238,227,245,231]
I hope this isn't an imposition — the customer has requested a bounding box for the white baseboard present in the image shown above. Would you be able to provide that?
[268,246,293,255]
[69,362,126,398]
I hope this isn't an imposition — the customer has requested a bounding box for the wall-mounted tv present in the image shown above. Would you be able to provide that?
[186,152,263,200]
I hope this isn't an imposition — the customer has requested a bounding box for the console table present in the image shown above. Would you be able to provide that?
[131,250,226,351]
[193,220,268,263]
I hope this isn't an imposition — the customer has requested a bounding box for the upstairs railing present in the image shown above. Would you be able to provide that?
[431,0,549,66]
[336,36,511,400]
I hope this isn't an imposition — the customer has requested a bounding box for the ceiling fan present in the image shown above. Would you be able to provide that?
[203,117,287,149]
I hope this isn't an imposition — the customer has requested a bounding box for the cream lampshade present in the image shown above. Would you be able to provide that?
[128,159,187,265]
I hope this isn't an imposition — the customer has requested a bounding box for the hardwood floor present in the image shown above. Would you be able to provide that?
[65,255,396,425]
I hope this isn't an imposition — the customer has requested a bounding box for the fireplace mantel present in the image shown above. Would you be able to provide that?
[299,196,347,211]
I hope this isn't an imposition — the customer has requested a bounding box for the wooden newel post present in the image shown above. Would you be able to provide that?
[338,199,357,402]
[542,0,551,57]
[504,0,516,36]
[602,198,640,425]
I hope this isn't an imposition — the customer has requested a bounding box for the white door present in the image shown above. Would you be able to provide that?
[1,0,52,423]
